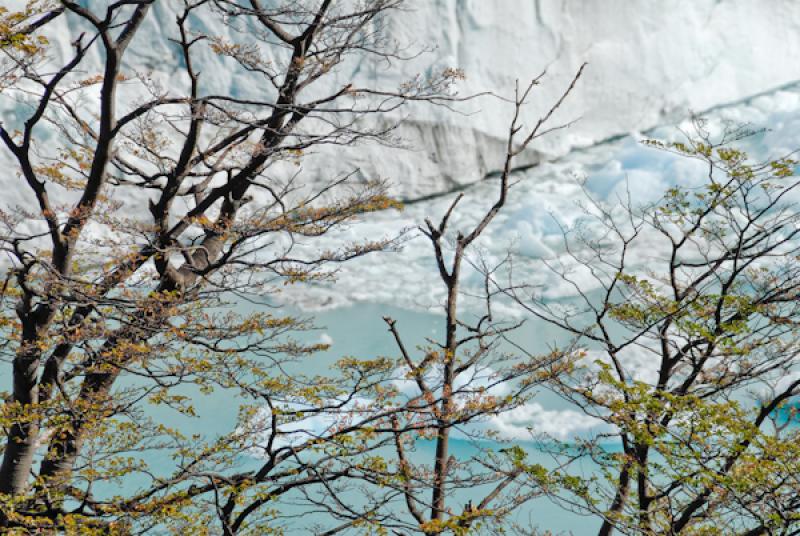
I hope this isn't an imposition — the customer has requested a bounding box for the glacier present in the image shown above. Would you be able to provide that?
[4,0,800,200]
[331,0,800,199]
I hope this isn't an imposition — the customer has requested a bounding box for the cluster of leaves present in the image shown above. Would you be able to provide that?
[0,2,51,54]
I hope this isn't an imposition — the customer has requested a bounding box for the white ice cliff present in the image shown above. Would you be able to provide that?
[342,0,800,198]
[3,1,800,199]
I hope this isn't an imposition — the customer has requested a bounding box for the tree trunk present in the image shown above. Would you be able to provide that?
[0,331,45,495]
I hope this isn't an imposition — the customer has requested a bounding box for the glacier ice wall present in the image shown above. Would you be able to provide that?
[309,0,800,198]
[3,0,800,200]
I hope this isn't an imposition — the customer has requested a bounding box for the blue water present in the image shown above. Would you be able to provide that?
[103,302,593,533]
